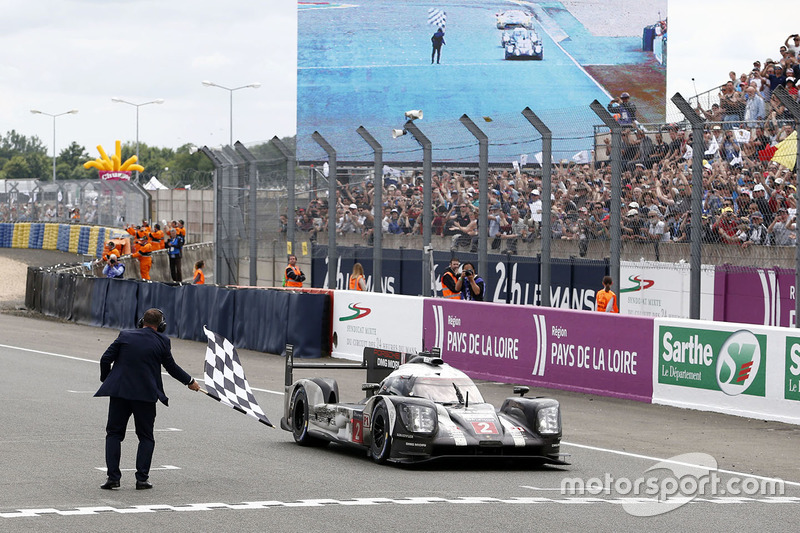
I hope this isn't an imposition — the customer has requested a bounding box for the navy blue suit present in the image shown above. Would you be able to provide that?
[95,328,193,483]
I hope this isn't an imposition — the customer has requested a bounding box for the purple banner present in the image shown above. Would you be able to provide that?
[713,266,796,328]
[423,299,654,402]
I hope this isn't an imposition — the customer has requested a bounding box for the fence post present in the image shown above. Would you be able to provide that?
[671,92,706,320]
[199,146,229,285]
[459,114,489,284]
[589,101,622,297]
[234,141,259,286]
[312,131,338,289]
[521,108,552,307]
[356,126,383,292]
[270,136,297,265]
[404,120,433,297]
[772,86,800,328]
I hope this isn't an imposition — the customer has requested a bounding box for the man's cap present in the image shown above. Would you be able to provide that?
[712,125,722,130]
[722,207,734,214]
[391,208,398,213]
[109,254,117,260]
[621,92,630,98]
[349,203,358,209]
[752,212,763,218]
[531,189,540,195]
[579,206,588,212]
[775,64,784,69]
[628,201,640,209]
[754,183,765,192]
[626,209,638,217]
[787,77,796,84]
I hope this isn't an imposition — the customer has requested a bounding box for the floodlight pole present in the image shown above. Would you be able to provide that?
[312,131,338,289]
[356,126,383,291]
[671,93,706,320]
[459,114,488,284]
[590,101,622,298]
[522,108,552,306]
[772,86,800,328]
[404,120,433,297]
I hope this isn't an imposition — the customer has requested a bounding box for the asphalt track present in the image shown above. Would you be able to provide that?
[1,311,799,532]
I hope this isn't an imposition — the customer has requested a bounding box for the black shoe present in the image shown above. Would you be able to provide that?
[136,481,153,490]
[100,479,120,490]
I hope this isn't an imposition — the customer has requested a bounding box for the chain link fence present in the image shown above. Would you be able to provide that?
[0,178,149,227]
[198,97,798,319]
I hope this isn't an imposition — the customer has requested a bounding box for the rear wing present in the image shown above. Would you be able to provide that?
[284,345,440,386]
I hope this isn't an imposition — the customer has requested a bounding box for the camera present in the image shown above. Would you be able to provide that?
[464,269,474,277]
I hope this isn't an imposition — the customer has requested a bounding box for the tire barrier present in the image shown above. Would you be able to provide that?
[0,222,124,255]
[26,268,332,359]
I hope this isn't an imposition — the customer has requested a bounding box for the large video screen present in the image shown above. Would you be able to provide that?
[297,1,667,164]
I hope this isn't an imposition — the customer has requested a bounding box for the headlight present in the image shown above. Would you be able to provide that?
[398,404,437,434]
[536,406,561,435]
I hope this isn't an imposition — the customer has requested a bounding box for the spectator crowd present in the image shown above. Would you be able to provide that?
[290,34,800,254]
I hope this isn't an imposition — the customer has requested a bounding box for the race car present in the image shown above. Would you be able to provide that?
[504,27,544,60]
[281,353,567,465]
[495,10,533,29]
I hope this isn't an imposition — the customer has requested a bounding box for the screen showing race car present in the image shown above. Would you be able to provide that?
[297,0,667,163]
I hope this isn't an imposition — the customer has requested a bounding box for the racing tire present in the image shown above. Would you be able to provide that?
[370,402,392,464]
[290,387,326,447]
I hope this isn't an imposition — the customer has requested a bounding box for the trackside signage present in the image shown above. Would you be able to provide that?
[653,318,800,424]
[331,291,423,361]
[786,337,800,402]
[658,326,766,397]
[422,299,654,402]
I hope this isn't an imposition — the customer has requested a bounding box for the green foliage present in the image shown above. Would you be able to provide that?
[0,131,296,188]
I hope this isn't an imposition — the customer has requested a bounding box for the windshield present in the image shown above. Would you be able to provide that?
[409,377,484,404]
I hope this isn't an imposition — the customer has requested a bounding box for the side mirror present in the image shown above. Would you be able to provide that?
[362,383,381,397]
[513,386,530,397]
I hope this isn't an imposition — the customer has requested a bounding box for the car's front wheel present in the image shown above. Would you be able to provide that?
[290,387,326,447]
[370,402,392,464]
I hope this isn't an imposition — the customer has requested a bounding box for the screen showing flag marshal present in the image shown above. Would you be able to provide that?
[203,326,272,427]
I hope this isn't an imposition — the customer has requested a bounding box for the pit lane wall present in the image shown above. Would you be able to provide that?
[25,269,332,358]
[328,290,800,424]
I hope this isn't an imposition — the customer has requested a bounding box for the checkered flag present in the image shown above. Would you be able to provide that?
[428,8,446,28]
[202,326,272,427]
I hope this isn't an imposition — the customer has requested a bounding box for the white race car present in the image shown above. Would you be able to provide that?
[496,10,533,29]
[504,27,544,60]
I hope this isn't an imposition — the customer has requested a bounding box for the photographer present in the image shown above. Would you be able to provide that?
[102,255,125,279]
[455,261,485,301]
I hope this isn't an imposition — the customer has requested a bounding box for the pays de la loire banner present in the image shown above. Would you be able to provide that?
[423,299,654,402]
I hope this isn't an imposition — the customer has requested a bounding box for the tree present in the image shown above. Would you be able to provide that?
[1,155,31,180]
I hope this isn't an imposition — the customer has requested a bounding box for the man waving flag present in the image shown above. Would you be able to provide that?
[202,326,272,427]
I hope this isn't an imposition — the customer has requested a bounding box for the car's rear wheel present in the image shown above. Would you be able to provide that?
[290,387,326,447]
[370,402,392,464]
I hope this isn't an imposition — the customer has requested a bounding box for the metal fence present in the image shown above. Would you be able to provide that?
[200,91,800,319]
[0,178,149,227]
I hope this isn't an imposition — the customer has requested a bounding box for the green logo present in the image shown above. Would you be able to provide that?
[786,337,800,401]
[659,327,765,397]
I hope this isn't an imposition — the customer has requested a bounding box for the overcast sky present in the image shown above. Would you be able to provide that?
[0,0,795,157]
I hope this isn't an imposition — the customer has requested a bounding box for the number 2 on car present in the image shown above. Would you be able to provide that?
[471,421,499,434]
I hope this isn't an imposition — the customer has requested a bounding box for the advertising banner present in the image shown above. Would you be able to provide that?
[653,318,800,424]
[713,266,796,328]
[620,260,715,319]
[99,171,131,181]
[331,290,423,361]
[423,299,654,402]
